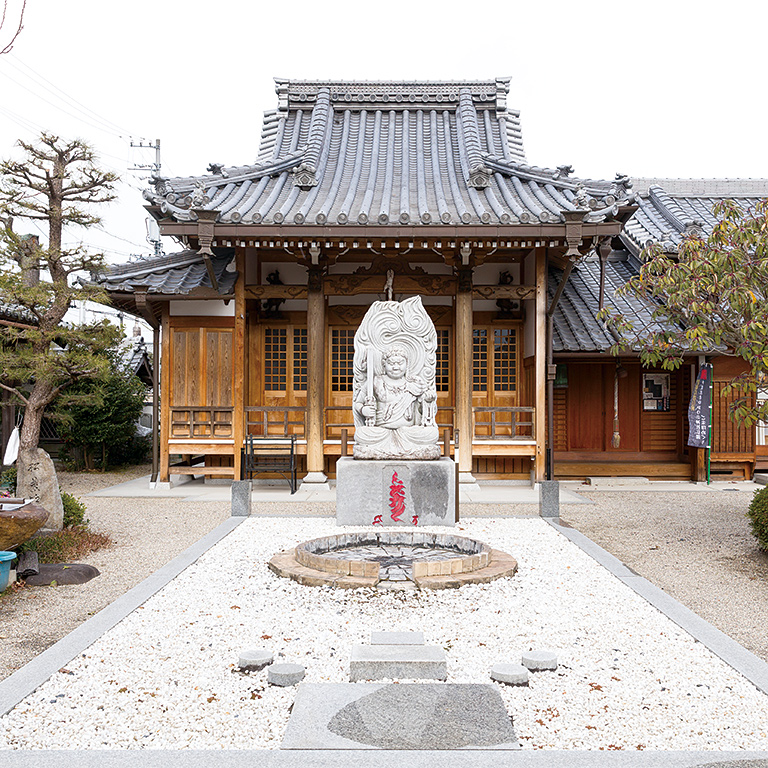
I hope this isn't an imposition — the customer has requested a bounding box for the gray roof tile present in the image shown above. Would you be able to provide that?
[145,78,634,227]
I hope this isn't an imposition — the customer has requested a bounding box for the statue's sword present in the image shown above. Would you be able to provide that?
[366,346,376,426]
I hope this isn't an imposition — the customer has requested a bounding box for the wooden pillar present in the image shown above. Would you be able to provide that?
[455,267,474,481]
[534,247,547,482]
[305,266,327,482]
[232,248,246,480]
[159,306,171,484]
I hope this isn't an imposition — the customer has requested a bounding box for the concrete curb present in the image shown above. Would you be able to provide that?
[546,519,768,696]
[0,516,245,718]
[2,749,768,767]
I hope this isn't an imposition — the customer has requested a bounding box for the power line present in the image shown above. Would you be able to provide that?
[6,52,139,137]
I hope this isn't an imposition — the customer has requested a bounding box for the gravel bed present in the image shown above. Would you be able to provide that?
[0,466,229,679]
[560,491,768,662]
[1,517,767,751]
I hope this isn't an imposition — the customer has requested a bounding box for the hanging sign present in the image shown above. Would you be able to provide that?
[687,364,712,448]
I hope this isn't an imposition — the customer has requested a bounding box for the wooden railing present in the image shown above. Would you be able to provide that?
[473,407,535,440]
[167,404,534,444]
[245,406,306,438]
[170,407,233,438]
[324,406,455,440]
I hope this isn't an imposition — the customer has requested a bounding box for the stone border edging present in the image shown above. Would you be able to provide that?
[546,519,768,697]
[0,516,246,718]
[5,748,768,767]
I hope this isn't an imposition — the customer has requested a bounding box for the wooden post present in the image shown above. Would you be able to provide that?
[534,247,547,482]
[305,266,327,483]
[233,248,246,480]
[159,306,171,484]
[455,267,474,481]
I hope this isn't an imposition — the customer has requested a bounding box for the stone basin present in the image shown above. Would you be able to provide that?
[0,501,49,550]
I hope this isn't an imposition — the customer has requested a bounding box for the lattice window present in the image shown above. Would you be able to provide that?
[264,328,287,391]
[331,328,355,392]
[293,328,308,391]
[473,329,488,392]
[436,329,450,393]
[493,327,517,392]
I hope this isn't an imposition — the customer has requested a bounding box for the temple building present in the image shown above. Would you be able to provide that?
[97,78,768,485]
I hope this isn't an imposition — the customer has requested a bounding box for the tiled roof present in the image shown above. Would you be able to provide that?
[98,249,237,296]
[145,78,634,228]
[0,302,37,325]
[622,180,768,256]
[550,255,673,353]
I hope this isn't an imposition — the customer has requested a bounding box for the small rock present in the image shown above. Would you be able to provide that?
[490,662,529,686]
[521,650,558,671]
[237,648,273,672]
[268,663,305,687]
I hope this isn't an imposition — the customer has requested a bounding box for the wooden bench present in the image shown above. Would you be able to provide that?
[241,435,297,494]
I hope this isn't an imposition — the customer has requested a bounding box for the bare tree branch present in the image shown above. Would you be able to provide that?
[0,0,26,55]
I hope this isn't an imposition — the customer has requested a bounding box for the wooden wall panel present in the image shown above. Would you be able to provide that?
[553,387,567,451]
[206,330,233,407]
[712,381,754,454]
[567,363,605,451]
[640,372,678,452]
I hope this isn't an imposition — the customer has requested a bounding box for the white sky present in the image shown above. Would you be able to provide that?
[0,0,766,264]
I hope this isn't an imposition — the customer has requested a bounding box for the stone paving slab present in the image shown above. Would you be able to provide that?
[350,644,447,681]
[281,683,520,750]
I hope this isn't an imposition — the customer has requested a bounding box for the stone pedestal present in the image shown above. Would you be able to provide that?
[336,457,455,527]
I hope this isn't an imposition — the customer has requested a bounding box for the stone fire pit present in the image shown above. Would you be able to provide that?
[268,531,517,590]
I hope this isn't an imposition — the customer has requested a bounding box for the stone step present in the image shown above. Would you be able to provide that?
[350,644,447,682]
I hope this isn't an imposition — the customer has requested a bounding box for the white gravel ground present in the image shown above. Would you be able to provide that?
[1,516,767,751]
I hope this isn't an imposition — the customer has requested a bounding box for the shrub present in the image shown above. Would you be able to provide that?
[17,526,111,564]
[747,486,768,551]
[61,492,87,528]
[0,466,17,494]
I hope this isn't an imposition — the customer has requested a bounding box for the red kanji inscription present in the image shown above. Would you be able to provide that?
[389,471,405,522]
[372,514,383,526]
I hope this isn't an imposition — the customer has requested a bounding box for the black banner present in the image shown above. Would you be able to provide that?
[688,364,712,448]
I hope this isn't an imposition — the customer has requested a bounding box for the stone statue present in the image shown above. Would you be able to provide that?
[352,296,441,460]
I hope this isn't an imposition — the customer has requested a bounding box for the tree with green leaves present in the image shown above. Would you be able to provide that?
[0,133,119,503]
[600,199,768,426]
[54,349,148,471]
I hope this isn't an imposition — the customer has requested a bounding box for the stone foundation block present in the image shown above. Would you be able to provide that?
[336,457,456,527]
[350,644,447,682]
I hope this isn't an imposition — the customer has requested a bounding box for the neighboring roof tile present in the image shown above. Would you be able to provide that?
[98,249,237,296]
[145,78,634,228]
[550,256,673,353]
[622,180,768,256]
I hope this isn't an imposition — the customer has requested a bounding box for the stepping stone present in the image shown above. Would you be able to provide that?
[24,563,99,586]
[370,631,424,645]
[521,650,558,671]
[282,683,520,750]
[350,644,446,681]
[268,663,305,686]
[237,648,273,671]
[490,663,529,686]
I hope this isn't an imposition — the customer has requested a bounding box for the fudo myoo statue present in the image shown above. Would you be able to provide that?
[352,296,441,460]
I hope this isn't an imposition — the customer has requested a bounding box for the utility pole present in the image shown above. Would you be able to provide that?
[130,139,164,257]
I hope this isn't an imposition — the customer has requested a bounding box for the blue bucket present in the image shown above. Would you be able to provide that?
[0,551,15,592]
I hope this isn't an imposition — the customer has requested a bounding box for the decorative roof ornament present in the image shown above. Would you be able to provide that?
[553,164,574,180]
[293,162,319,190]
[468,165,492,189]
[207,163,229,178]
[684,219,705,238]
[190,181,208,209]
[610,173,633,198]
[574,183,597,210]
[659,230,677,253]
